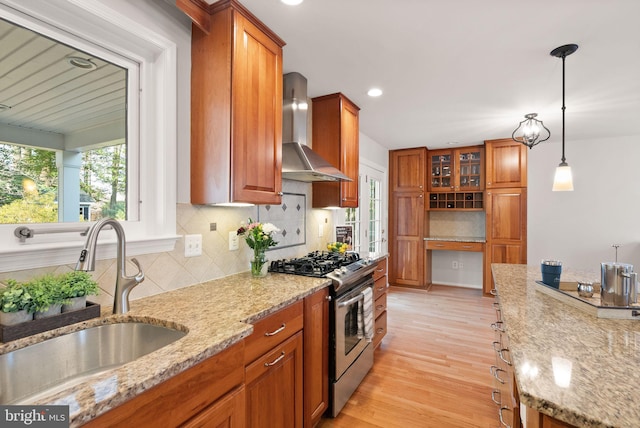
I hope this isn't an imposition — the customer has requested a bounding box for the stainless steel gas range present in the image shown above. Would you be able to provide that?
[270,251,377,416]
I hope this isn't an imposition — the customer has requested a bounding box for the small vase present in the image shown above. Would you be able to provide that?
[251,249,269,278]
[0,309,32,326]
[62,296,87,312]
[34,303,62,319]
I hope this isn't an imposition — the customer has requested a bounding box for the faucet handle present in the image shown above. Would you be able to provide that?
[129,257,145,284]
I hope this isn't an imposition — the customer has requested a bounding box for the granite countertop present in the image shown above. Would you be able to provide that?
[0,272,330,426]
[492,264,640,428]
[424,236,486,243]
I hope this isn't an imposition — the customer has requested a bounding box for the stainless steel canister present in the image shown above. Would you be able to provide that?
[600,263,636,307]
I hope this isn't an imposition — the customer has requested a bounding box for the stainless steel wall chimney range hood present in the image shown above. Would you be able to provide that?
[282,72,351,182]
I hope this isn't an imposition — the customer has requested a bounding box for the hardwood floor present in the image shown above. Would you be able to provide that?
[318,285,499,428]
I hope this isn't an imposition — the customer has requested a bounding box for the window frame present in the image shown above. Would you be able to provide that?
[0,0,178,273]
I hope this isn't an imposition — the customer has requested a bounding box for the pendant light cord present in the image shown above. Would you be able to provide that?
[561,54,567,165]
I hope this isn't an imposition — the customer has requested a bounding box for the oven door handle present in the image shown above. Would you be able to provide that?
[338,293,364,308]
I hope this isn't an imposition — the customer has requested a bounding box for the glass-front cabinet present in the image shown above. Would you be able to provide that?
[428,147,484,192]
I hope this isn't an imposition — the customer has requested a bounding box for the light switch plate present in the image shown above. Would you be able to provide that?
[229,231,239,251]
[184,234,202,257]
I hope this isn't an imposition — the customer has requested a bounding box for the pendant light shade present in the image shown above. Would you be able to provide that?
[551,44,578,192]
[512,113,550,148]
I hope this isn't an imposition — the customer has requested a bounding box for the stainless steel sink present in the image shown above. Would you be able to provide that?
[0,322,187,404]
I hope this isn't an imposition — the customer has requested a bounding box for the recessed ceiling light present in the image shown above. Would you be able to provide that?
[281,0,303,5]
[67,56,97,70]
[367,88,383,97]
[447,141,460,145]
[0,104,11,112]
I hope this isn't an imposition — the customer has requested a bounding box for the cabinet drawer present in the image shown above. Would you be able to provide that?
[245,331,303,385]
[373,276,388,300]
[374,293,387,319]
[245,301,304,364]
[372,259,387,281]
[425,240,484,252]
[373,310,387,349]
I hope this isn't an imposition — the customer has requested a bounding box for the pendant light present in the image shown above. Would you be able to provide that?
[512,113,550,149]
[550,44,578,191]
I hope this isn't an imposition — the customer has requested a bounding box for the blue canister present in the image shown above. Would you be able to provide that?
[541,260,562,288]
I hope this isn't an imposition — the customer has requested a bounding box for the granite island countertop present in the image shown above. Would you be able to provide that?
[492,264,640,428]
[0,272,330,426]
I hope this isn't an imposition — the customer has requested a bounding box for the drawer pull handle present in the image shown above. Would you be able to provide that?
[492,341,512,366]
[377,287,385,292]
[264,323,286,337]
[490,289,498,296]
[490,365,507,384]
[376,268,384,272]
[376,328,384,334]
[376,305,385,311]
[498,406,512,428]
[264,351,285,367]
[491,321,505,333]
[491,389,501,406]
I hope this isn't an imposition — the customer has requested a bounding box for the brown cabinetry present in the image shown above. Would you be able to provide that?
[312,93,360,208]
[84,341,245,428]
[189,0,284,205]
[303,288,329,427]
[372,258,388,349]
[485,138,527,188]
[244,301,304,428]
[428,147,484,192]
[183,386,245,428]
[389,148,427,288]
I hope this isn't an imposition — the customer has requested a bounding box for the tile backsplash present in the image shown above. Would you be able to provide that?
[0,181,335,309]
[429,211,485,238]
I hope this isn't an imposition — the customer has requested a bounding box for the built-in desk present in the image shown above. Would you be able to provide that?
[424,236,486,288]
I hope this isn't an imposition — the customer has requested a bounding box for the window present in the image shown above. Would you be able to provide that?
[0,0,178,272]
[343,162,386,258]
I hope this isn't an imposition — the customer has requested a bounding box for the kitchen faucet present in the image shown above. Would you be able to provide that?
[75,218,145,314]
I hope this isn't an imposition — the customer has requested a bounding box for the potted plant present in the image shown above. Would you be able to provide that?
[0,280,34,326]
[27,274,64,319]
[59,271,99,312]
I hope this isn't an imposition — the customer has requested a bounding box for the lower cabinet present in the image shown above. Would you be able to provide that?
[373,258,388,349]
[244,301,304,428]
[183,386,246,428]
[303,288,329,427]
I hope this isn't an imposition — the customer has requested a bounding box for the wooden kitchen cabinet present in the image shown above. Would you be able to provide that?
[189,0,285,205]
[389,148,427,288]
[485,138,527,188]
[244,301,304,428]
[182,386,245,428]
[428,146,484,192]
[83,341,245,428]
[303,288,329,428]
[390,147,426,193]
[312,93,360,208]
[484,188,527,294]
[372,258,388,349]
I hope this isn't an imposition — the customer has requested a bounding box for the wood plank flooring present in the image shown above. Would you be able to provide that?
[318,285,499,428]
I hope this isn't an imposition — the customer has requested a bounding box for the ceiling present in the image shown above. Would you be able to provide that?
[237,0,640,150]
[0,17,126,151]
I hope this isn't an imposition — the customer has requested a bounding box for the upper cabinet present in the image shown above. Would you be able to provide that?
[485,138,527,188]
[428,146,484,192]
[187,0,285,205]
[312,93,360,208]
[390,147,426,193]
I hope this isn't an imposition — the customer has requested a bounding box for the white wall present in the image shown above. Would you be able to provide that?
[528,135,640,274]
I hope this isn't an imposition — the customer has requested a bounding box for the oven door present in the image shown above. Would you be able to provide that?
[333,277,374,379]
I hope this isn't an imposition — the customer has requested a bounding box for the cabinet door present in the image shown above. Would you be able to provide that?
[339,98,360,207]
[245,332,303,428]
[389,192,425,286]
[303,289,329,428]
[231,12,283,204]
[427,149,453,192]
[455,146,484,191]
[485,138,527,188]
[485,188,527,293]
[389,148,426,193]
[183,386,245,428]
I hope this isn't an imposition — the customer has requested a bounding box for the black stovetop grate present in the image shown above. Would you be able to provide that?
[269,251,360,278]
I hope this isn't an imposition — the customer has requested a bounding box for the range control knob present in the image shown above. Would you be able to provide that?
[333,268,343,276]
[340,267,348,274]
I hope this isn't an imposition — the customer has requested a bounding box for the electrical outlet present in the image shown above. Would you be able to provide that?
[452,260,458,269]
[459,262,464,269]
[184,234,202,257]
[229,231,239,251]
